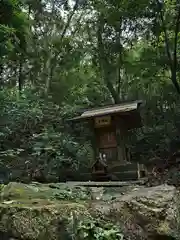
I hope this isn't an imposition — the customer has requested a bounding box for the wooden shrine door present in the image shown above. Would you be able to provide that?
[96,127,117,166]
[94,115,118,167]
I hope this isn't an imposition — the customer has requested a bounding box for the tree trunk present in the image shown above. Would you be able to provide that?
[18,57,23,95]
[0,64,3,86]
[97,17,121,104]
[157,0,180,94]
[44,0,80,96]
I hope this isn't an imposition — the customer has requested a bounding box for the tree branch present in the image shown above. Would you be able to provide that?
[71,11,84,37]
[171,4,180,94]
[116,30,122,96]
[157,0,180,94]
[156,0,173,68]
[44,0,79,96]
[173,4,180,76]
[60,0,80,40]
[97,16,120,104]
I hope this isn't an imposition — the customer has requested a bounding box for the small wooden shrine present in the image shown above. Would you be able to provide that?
[70,100,146,181]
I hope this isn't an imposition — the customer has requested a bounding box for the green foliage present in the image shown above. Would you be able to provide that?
[0,25,15,56]
[70,216,124,240]
[50,185,91,200]
[77,219,123,240]
[0,0,29,58]
[0,89,93,181]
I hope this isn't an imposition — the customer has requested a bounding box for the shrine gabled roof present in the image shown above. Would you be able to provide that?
[70,100,144,121]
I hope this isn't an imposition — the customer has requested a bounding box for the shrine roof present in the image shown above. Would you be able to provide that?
[70,100,144,121]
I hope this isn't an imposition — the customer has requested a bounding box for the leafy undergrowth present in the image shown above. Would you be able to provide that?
[75,217,123,240]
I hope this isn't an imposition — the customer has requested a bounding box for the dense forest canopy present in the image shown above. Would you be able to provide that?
[1,0,180,181]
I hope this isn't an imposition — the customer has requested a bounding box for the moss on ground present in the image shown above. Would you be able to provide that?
[0,200,89,240]
[0,182,91,201]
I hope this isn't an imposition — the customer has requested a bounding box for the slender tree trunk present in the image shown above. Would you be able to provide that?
[116,25,123,97]
[157,0,180,94]
[0,64,3,86]
[44,0,80,96]
[172,4,180,94]
[44,58,52,96]
[18,57,23,95]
